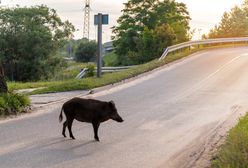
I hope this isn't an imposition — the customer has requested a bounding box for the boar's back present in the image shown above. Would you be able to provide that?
[63,98,109,123]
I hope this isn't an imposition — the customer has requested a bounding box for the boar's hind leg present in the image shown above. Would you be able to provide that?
[92,122,100,141]
[62,121,67,137]
[67,118,75,139]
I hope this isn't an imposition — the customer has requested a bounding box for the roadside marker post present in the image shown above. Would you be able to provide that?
[94,13,109,78]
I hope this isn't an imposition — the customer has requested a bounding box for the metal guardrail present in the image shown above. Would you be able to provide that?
[76,66,136,79]
[76,68,88,79]
[159,37,248,60]
[98,66,136,73]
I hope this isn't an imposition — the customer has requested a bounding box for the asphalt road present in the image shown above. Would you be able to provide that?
[1,47,248,168]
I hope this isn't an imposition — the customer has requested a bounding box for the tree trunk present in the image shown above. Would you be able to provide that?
[0,65,8,93]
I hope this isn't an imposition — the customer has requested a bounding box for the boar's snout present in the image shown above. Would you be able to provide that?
[116,116,124,122]
[108,100,124,122]
[111,113,124,122]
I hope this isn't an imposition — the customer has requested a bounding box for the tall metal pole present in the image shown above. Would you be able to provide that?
[83,0,90,40]
[97,13,102,77]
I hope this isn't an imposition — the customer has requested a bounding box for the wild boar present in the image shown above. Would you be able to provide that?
[59,97,124,141]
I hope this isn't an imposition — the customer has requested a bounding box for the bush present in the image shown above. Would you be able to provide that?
[103,52,119,66]
[75,40,97,62]
[86,64,95,77]
[0,93,30,116]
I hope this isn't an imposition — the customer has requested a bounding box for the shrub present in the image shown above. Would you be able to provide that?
[86,64,95,77]
[0,93,30,116]
[75,40,97,62]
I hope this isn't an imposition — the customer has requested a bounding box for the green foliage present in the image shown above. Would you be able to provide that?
[128,25,176,65]
[75,40,97,62]
[212,114,248,168]
[112,0,190,65]
[0,93,30,116]
[59,38,89,58]
[153,24,176,55]
[86,64,95,77]
[0,65,8,92]
[52,61,85,80]
[207,1,248,38]
[103,52,119,66]
[0,97,5,113]
[114,29,140,65]
[0,5,75,81]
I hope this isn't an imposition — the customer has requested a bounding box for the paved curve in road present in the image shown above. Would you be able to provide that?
[1,47,248,168]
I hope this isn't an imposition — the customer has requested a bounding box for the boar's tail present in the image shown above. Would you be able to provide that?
[59,107,64,123]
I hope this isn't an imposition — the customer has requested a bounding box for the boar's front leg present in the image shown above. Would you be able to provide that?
[92,121,100,141]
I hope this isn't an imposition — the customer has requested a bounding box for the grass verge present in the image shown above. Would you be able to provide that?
[211,113,248,168]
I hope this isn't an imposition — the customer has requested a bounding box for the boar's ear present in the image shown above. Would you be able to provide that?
[109,100,115,107]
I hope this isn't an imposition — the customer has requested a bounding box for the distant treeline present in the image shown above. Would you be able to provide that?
[205,0,248,39]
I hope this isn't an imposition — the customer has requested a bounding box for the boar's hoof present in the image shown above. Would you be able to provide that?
[95,136,100,142]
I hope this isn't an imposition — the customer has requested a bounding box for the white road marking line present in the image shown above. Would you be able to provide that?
[168,55,242,103]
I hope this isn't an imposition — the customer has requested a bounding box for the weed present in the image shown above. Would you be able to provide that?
[211,114,248,168]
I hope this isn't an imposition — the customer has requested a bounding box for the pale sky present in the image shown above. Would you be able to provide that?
[0,0,244,41]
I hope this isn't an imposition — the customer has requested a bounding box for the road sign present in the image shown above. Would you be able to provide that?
[94,14,109,25]
[95,13,109,77]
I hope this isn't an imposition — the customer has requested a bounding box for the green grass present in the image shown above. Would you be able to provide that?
[8,42,248,95]
[8,61,90,91]
[211,113,248,168]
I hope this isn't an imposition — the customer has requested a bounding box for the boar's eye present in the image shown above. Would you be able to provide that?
[108,101,117,111]
[109,100,115,107]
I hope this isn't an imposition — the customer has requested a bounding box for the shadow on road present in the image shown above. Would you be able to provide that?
[0,137,98,168]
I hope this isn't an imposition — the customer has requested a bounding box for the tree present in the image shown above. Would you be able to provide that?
[59,38,89,58]
[0,64,8,93]
[153,24,176,56]
[112,0,190,65]
[0,5,74,81]
[114,28,140,65]
[75,40,97,62]
[207,1,248,38]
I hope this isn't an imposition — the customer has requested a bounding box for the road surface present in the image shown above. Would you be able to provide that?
[1,47,248,168]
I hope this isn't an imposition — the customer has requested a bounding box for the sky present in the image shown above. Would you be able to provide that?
[0,0,244,41]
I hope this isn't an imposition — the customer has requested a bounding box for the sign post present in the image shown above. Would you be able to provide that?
[94,13,108,78]
[97,13,102,78]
